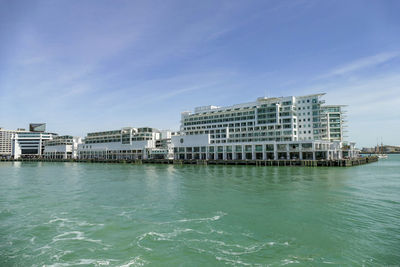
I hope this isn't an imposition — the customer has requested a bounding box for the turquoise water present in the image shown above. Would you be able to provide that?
[1,156,399,266]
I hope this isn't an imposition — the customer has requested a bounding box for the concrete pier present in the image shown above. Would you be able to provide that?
[1,156,378,167]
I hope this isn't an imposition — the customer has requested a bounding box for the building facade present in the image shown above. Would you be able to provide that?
[12,132,58,159]
[172,139,357,161]
[4,93,356,161]
[43,136,82,159]
[78,127,175,160]
[172,94,355,160]
[149,130,180,159]
[0,128,27,158]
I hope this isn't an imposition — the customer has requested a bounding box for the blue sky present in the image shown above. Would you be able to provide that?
[1,0,399,147]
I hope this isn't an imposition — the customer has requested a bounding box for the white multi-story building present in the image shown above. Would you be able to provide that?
[171,94,355,160]
[12,132,58,159]
[0,128,27,158]
[43,136,82,159]
[320,105,346,142]
[78,127,174,160]
[150,130,180,159]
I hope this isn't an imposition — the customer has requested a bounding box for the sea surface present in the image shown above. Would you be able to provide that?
[1,156,399,266]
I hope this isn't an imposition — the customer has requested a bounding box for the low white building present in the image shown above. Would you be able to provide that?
[78,127,170,160]
[12,132,57,159]
[171,136,357,160]
[43,136,82,159]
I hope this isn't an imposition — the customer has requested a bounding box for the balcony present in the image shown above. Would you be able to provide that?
[277,145,288,151]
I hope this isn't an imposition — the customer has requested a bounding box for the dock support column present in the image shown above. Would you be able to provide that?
[262,146,267,160]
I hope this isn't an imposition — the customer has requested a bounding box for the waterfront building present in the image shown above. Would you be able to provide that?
[12,131,58,159]
[78,127,174,160]
[172,94,356,160]
[43,136,82,159]
[150,130,180,159]
[0,128,27,159]
[319,105,346,142]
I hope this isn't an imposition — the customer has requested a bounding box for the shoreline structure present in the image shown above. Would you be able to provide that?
[1,93,377,166]
[1,156,378,167]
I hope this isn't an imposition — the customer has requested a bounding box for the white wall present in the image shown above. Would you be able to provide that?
[44,145,72,153]
[171,134,210,147]
[78,140,154,151]
[160,130,172,139]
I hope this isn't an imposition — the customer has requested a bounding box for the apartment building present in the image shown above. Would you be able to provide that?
[172,94,355,160]
[0,128,27,158]
[320,105,346,142]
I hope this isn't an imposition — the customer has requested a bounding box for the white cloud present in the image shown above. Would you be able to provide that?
[318,51,400,78]
[304,71,400,147]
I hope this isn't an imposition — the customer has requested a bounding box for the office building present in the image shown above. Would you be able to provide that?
[12,131,57,159]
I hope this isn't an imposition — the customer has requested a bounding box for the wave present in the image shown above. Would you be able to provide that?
[136,227,211,251]
[157,211,227,224]
[0,208,15,217]
[187,238,271,256]
[48,218,71,224]
[281,259,300,265]
[52,231,103,245]
[135,226,282,264]
[119,256,148,267]
[47,217,104,228]
[44,258,116,267]
[50,250,73,261]
[215,256,253,266]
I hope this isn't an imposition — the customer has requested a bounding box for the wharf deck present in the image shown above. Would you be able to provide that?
[1,156,378,167]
